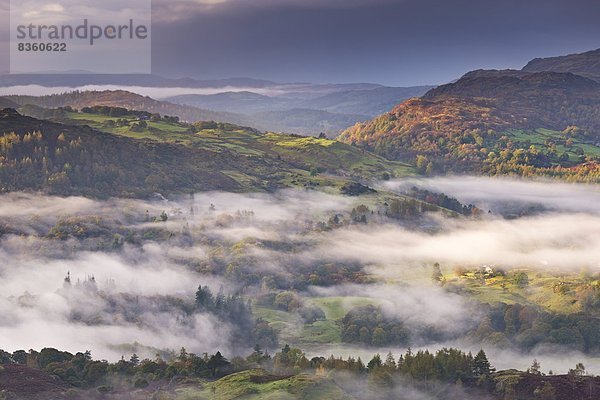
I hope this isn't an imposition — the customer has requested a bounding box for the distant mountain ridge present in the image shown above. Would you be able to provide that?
[0,73,432,136]
[523,48,600,82]
[0,74,280,89]
[5,90,371,137]
[5,90,252,126]
[164,86,433,117]
[5,86,429,137]
[426,70,599,100]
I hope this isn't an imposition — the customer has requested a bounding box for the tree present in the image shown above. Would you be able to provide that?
[207,352,230,377]
[178,347,188,362]
[416,155,429,174]
[367,354,382,372]
[247,345,268,366]
[568,363,586,376]
[274,291,300,312]
[384,352,396,371]
[372,327,388,346]
[159,211,168,222]
[214,287,226,311]
[513,272,529,288]
[425,161,434,175]
[431,262,443,283]
[356,325,371,344]
[12,350,27,365]
[472,349,493,377]
[129,354,139,366]
[195,285,214,310]
[528,359,541,375]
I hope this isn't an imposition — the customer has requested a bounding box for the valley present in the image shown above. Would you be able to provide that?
[1,34,600,400]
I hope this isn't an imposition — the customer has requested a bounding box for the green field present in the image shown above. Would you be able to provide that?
[449,269,597,314]
[508,128,600,161]
[254,297,379,348]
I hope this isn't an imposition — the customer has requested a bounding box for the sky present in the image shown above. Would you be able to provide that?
[2,0,600,85]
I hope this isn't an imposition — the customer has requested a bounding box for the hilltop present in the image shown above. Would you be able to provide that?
[523,48,600,82]
[339,56,600,181]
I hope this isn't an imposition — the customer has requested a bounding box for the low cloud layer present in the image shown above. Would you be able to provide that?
[384,176,600,214]
[317,214,600,275]
[310,284,479,336]
[0,189,353,360]
[0,179,598,366]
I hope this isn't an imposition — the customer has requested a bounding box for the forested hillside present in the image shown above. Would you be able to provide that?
[0,107,411,197]
[339,70,600,181]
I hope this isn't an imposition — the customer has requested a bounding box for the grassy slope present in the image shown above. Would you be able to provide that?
[508,128,600,160]
[61,111,414,183]
[254,297,379,348]
[176,369,353,400]
[71,111,597,172]
[447,270,598,315]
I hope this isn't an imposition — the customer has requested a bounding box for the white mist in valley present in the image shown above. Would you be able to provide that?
[0,178,598,373]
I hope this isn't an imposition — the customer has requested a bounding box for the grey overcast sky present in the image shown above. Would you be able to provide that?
[2,0,600,86]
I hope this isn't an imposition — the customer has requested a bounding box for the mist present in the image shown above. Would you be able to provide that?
[309,284,479,337]
[315,213,600,275]
[0,178,599,369]
[384,176,600,214]
[0,84,287,99]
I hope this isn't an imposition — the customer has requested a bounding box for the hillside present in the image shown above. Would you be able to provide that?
[251,108,370,137]
[0,108,249,197]
[339,70,600,181]
[6,90,253,126]
[166,91,287,114]
[0,97,19,109]
[523,48,600,82]
[0,108,412,197]
[422,70,600,134]
[301,85,434,116]
[165,86,433,117]
[185,369,352,400]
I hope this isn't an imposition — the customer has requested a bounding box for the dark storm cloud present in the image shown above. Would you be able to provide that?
[153,0,403,21]
[150,0,600,85]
